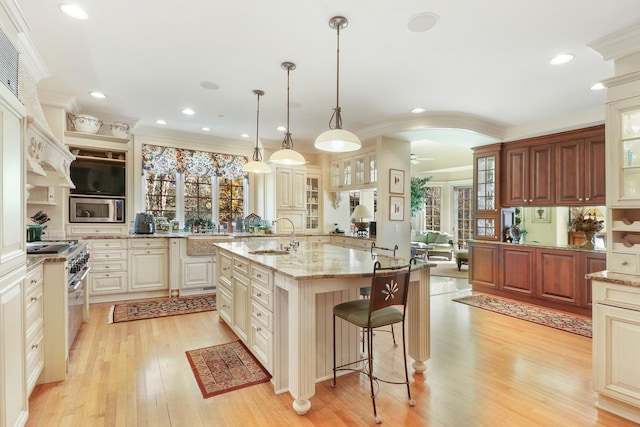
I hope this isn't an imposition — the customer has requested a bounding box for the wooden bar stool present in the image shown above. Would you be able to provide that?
[333,260,415,424]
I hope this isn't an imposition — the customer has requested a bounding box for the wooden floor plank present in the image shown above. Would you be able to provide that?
[26,282,637,426]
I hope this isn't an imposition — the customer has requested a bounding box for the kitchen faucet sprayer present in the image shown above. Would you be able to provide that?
[273,217,299,252]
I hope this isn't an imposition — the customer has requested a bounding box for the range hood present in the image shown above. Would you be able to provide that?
[20,67,75,188]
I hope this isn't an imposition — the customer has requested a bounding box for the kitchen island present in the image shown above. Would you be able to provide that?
[214,239,433,415]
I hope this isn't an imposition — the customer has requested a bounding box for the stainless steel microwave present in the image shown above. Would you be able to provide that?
[69,197,125,223]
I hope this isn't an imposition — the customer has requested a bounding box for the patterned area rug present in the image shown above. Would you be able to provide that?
[110,294,216,323]
[186,340,271,398]
[453,294,592,338]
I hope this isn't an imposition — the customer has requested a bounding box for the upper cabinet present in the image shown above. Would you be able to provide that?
[555,130,606,206]
[473,144,502,241]
[609,99,640,206]
[276,166,306,210]
[305,171,322,232]
[502,142,554,206]
[330,148,376,191]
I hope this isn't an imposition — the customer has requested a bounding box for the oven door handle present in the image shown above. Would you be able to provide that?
[68,266,91,293]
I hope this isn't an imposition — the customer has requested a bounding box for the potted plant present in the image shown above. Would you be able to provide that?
[569,207,604,249]
[509,207,527,243]
[410,176,432,217]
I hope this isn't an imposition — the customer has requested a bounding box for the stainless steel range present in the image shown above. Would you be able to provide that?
[66,246,90,351]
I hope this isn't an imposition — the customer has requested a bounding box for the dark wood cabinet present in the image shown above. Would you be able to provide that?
[555,128,606,205]
[473,144,502,241]
[503,143,554,206]
[502,246,535,295]
[469,241,603,316]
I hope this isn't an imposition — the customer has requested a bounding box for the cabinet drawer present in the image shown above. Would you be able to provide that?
[68,224,126,236]
[25,326,44,394]
[90,260,127,272]
[233,256,250,276]
[352,239,373,250]
[218,275,232,293]
[25,284,43,335]
[91,249,127,261]
[250,317,273,373]
[91,239,127,250]
[308,236,331,244]
[609,252,638,274]
[90,272,128,294]
[218,287,232,324]
[129,238,168,249]
[251,264,272,290]
[25,265,43,293]
[252,282,273,310]
[219,252,233,278]
[251,299,273,332]
[331,236,350,247]
[593,280,640,310]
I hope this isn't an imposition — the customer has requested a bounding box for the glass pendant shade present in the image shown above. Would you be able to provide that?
[315,16,361,153]
[270,62,305,166]
[315,128,361,152]
[243,89,272,174]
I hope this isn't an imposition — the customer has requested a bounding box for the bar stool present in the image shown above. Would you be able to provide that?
[333,260,415,424]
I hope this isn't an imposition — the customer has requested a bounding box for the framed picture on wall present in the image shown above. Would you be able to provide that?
[389,196,404,221]
[532,207,551,223]
[389,169,404,194]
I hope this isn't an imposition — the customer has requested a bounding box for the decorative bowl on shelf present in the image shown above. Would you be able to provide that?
[110,122,130,138]
[68,113,103,134]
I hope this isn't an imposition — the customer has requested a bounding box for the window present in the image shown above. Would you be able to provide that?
[141,144,247,228]
[424,186,442,231]
[184,175,213,223]
[455,186,474,241]
[145,172,177,220]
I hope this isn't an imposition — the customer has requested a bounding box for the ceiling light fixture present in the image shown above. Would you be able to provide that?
[550,53,574,65]
[59,4,88,20]
[156,119,167,125]
[240,133,250,138]
[270,62,306,166]
[201,127,211,131]
[314,16,361,153]
[276,126,286,132]
[244,90,272,174]
[591,82,605,91]
[411,107,426,114]
[89,91,106,99]
[182,108,195,115]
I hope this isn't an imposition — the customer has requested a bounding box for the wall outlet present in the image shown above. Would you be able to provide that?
[395,224,400,232]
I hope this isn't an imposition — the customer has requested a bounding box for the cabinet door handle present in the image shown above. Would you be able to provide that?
[32,343,39,350]
[585,197,590,201]
[621,261,628,265]
[256,327,262,332]
[256,293,262,297]
[257,274,262,278]
[529,199,533,202]
[256,312,262,317]
[31,279,37,284]
[30,296,38,302]
[578,198,583,201]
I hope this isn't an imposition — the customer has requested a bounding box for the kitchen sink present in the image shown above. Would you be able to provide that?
[248,249,290,255]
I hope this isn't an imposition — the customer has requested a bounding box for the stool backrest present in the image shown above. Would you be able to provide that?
[368,261,413,320]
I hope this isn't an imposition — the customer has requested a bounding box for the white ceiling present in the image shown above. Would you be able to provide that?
[15,0,640,174]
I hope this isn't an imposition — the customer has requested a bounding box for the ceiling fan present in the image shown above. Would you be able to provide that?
[410,153,434,164]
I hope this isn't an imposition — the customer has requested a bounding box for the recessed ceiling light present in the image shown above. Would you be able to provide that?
[276,126,286,132]
[591,82,605,91]
[89,91,106,99]
[59,4,88,20]
[411,107,426,114]
[407,13,439,33]
[201,127,211,131]
[550,53,575,65]
[156,119,167,125]
[240,133,250,138]
[200,81,220,90]
[182,108,195,115]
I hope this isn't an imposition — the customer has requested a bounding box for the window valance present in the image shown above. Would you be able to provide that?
[142,144,247,180]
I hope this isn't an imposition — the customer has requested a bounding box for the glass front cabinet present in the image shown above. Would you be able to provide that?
[305,171,322,232]
[472,144,502,241]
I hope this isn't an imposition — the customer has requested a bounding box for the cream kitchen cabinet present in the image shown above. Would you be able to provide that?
[217,251,233,324]
[353,150,377,188]
[231,255,250,342]
[24,263,44,396]
[329,157,353,190]
[249,263,274,372]
[593,279,640,424]
[66,224,129,238]
[89,239,128,300]
[276,166,306,210]
[1,266,28,427]
[128,238,169,292]
[330,235,375,251]
[178,238,216,296]
[305,172,321,232]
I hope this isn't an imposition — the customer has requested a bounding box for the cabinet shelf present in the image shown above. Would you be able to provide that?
[65,130,129,143]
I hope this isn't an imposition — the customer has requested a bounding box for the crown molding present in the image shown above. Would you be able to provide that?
[589,22,640,62]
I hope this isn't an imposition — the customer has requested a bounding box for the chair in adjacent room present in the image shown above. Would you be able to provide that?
[333,260,415,424]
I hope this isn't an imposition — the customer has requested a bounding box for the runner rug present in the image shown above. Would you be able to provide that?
[453,294,592,338]
[186,340,271,398]
[109,294,216,323]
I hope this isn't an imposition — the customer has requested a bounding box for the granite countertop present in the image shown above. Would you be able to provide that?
[468,239,606,254]
[586,270,640,287]
[26,240,89,269]
[81,232,373,240]
[215,240,432,281]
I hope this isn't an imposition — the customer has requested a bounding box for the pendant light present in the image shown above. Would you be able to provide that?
[270,62,306,166]
[243,89,272,174]
[315,16,361,153]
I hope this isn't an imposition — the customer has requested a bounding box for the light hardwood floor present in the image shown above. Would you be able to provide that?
[26,278,635,426]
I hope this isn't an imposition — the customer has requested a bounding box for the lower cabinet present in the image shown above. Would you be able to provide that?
[593,280,640,424]
[89,239,128,298]
[128,239,169,292]
[470,242,605,315]
[1,266,28,427]
[24,264,44,396]
[217,249,274,374]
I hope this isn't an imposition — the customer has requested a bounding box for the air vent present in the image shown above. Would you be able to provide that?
[0,28,18,98]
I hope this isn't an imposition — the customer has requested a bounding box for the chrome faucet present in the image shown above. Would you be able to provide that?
[272,217,299,252]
